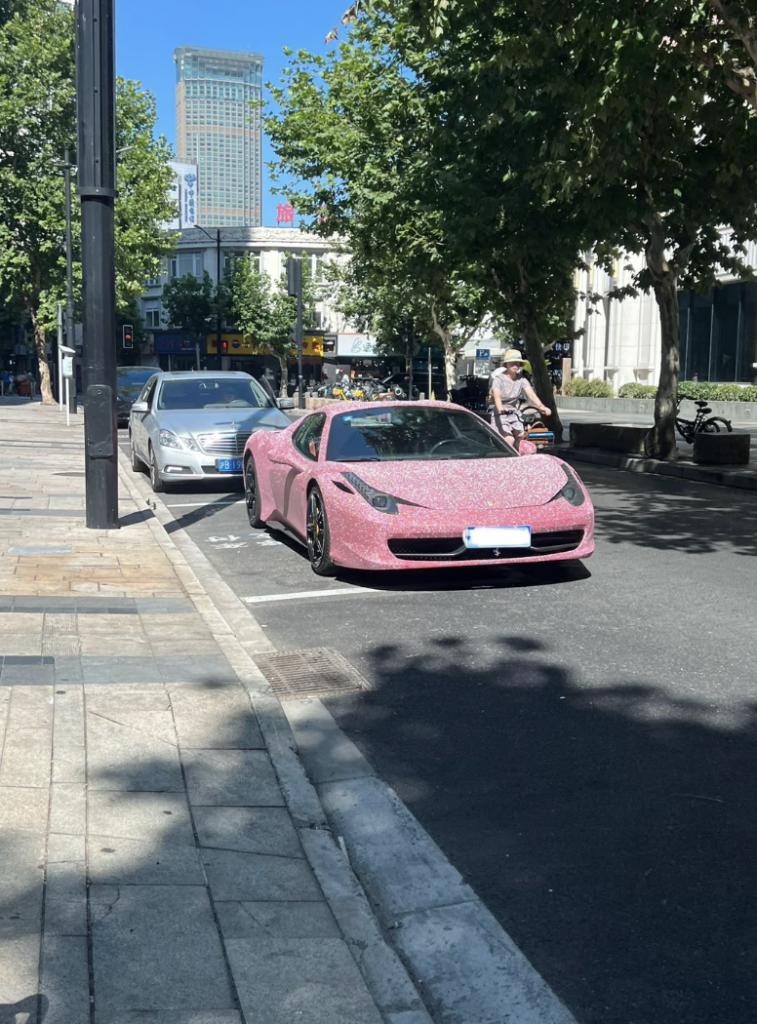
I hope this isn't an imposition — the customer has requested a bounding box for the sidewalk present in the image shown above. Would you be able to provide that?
[0,401,427,1024]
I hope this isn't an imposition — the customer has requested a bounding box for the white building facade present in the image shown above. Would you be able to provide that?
[572,242,757,388]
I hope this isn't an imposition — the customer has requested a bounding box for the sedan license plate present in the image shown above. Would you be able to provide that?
[216,458,242,473]
[463,526,532,549]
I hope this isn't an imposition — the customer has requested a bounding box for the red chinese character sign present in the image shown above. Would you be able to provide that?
[276,203,295,226]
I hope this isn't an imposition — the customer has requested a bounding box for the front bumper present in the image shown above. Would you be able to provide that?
[154,445,243,483]
[325,489,595,571]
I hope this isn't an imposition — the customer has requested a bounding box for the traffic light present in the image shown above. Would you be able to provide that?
[221,338,229,354]
[122,324,134,349]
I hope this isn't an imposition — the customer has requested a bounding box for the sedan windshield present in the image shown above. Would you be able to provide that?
[157,377,274,411]
[326,407,517,462]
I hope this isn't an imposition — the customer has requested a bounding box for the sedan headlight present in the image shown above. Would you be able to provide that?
[342,472,399,515]
[550,464,586,507]
[158,429,199,451]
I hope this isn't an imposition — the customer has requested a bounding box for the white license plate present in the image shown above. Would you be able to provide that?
[463,526,532,549]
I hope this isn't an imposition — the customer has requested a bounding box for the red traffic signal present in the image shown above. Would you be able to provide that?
[221,339,229,353]
[122,324,134,349]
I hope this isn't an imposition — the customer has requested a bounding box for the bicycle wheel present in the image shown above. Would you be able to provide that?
[701,417,732,434]
[675,418,694,444]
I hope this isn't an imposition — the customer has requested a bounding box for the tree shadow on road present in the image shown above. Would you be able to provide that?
[585,468,757,556]
[322,634,757,1024]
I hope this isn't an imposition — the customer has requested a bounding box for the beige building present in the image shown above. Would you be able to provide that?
[174,46,263,228]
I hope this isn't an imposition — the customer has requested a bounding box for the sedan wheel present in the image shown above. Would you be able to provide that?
[307,487,336,577]
[244,456,264,529]
[148,445,164,493]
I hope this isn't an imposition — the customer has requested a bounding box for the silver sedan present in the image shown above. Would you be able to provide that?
[129,371,292,492]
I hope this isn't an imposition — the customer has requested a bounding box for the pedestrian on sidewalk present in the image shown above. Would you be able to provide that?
[491,349,550,448]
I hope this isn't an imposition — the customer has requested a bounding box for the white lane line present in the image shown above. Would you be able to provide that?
[243,588,379,605]
[165,500,245,508]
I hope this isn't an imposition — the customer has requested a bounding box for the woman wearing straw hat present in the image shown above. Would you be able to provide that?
[491,349,550,448]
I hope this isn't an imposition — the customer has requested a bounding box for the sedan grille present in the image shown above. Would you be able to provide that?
[196,431,251,456]
[388,530,584,561]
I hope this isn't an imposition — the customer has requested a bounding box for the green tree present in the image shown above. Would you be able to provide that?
[0,0,175,405]
[161,271,216,363]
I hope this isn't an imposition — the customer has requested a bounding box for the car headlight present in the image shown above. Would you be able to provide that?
[158,429,199,451]
[550,464,586,507]
[342,472,399,515]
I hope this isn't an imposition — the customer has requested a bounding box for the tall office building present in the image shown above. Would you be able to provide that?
[174,47,264,228]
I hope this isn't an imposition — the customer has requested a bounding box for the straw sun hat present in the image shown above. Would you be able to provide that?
[501,348,526,365]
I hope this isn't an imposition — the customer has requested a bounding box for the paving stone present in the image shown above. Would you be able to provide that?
[53,657,84,686]
[193,806,302,857]
[97,1014,242,1024]
[225,937,383,1024]
[0,634,45,657]
[44,860,87,936]
[88,792,202,885]
[86,712,183,793]
[168,686,264,750]
[0,662,55,685]
[0,786,49,832]
[47,832,86,863]
[49,783,86,835]
[81,656,163,685]
[91,885,234,1012]
[0,688,53,787]
[0,933,42,1009]
[52,685,85,784]
[201,848,322,902]
[41,935,90,1024]
[183,750,283,807]
[157,656,238,686]
[214,900,339,940]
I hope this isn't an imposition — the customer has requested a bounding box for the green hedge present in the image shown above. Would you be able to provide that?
[617,383,657,399]
[617,382,757,402]
[562,377,614,398]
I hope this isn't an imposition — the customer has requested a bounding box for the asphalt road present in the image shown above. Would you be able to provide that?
[119,426,757,1024]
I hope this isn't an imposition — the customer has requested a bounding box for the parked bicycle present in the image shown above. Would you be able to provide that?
[675,398,732,444]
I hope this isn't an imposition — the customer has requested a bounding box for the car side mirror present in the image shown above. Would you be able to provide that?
[277,398,295,410]
[518,439,538,456]
[131,400,148,414]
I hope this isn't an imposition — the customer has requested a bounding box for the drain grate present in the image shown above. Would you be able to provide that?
[255,647,371,701]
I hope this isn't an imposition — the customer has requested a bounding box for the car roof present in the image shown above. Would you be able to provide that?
[157,371,253,380]
[314,400,471,419]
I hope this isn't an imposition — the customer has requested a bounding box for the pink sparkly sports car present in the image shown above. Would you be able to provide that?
[242,401,594,575]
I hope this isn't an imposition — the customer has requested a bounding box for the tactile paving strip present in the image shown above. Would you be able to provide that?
[255,647,372,701]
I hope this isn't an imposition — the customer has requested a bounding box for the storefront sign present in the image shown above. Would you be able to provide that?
[206,334,269,356]
[336,333,378,357]
[154,333,195,354]
[303,335,324,357]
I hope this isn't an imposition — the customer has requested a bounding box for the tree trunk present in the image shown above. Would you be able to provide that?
[27,303,56,406]
[277,354,289,398]
[512,278,564,442]
[649,271,680,460]
[443,339,457,398]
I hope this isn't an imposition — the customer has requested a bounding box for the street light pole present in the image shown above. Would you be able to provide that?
[194,225,222,367]
[77,0,118,529]
[63,149,77,415]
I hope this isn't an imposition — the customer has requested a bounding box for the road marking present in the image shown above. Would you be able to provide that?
[165,500,245,508]
[243,588,379,605]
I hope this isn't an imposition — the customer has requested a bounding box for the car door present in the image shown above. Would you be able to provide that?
[268,414,325,534]
[131,375,158,459]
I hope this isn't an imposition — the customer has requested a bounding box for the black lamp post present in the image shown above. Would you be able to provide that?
[76,0,118,529]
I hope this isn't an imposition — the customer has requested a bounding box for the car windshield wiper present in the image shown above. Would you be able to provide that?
[333,456,382,462]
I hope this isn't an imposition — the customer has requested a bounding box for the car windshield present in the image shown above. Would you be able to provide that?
[117,369,155,391]
[156,377,274,411]
[326,407,517,462]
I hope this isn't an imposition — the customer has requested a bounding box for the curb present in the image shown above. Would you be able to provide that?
[559,445,757,492]
[116,452,433,1024]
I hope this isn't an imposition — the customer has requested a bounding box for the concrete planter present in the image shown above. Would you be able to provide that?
[556,395,757,423]
[569,421,650,455]
[693,431,751,465]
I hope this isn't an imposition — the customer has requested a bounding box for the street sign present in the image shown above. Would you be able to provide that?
[475,348,490,361]
[62,356,74,378]
[474,360,490,377]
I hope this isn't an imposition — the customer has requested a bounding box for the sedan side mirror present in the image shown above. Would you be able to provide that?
[518,439,538,456]
[131,400,148,414]
[277,398,295,410]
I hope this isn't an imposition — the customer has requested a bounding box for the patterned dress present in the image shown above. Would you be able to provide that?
[491,375,528,434]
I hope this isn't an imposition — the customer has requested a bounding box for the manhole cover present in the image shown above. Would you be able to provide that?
[255,647,371,701]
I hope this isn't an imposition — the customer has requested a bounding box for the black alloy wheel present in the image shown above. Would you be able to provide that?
[306,486,336,576]
[148,444,164,493]
[244,455,264,529]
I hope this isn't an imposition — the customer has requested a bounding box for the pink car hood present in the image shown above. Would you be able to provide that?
[333,455,568,511]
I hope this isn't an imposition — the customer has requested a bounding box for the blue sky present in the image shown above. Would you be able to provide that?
[116,0,341,225]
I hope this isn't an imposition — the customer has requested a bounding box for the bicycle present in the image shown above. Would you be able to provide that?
[675,398,732,444]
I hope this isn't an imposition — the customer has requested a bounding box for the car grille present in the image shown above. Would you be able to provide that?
[196,431,250,456]
[388,530,584,561]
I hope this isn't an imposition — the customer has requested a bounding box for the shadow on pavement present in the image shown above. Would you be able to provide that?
[163,488,244,534]
[321,635,757,1024]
